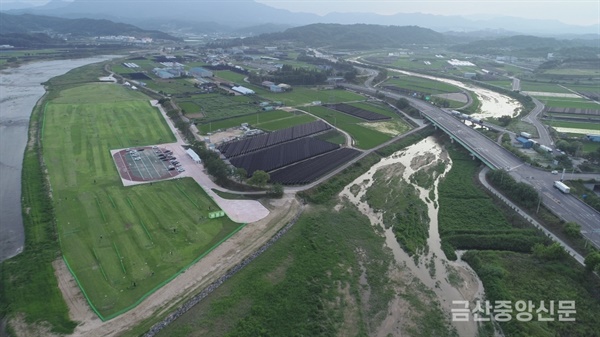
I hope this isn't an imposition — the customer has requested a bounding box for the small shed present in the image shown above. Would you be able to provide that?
[186,148,202,163]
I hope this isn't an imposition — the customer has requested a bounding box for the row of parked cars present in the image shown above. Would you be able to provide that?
[153,146,185,173]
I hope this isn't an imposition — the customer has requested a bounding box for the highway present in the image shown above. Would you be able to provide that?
[342,83,600,248]
[416,100,600,249]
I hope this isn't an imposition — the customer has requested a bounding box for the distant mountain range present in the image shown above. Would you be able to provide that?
[0,13,178,47]
[235,24,447,49]
[3,0,598,37]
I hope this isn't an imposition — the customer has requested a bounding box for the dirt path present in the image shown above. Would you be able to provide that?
[48,196,300,337]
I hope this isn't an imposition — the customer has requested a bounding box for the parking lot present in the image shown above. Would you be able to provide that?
[112,145,185,183]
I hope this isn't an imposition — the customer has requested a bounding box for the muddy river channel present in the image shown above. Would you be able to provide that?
[339,136,485,336]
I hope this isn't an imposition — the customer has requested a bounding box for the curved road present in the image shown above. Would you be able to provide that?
[341,82,600,249]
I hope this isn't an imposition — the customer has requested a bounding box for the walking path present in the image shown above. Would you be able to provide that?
[112,100,269,224]
[478,167,584,265]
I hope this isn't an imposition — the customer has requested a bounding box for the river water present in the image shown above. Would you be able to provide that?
[388,68,523,120]
[338,136,485,337]
[0,56,119,263]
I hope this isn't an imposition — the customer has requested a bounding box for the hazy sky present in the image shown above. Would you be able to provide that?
[256,0,600,26]
[1,0,599,26]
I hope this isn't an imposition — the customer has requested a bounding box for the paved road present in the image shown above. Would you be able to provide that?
[479,167,585,265]
[521,96,554,147]
[342,83,600,249]
[511,77,521,92]
[418,101,600,249]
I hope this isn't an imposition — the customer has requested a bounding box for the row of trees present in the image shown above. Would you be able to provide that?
[486,169,541,210]
[248,64,327,85]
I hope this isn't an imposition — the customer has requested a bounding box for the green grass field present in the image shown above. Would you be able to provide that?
[43,83,241,319]
[306,106,392,149]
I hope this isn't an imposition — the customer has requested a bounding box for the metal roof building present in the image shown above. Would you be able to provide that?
[186,148,201,163]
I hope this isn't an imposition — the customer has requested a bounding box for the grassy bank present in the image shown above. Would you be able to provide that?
[153,205,396,337]
[0,95,77,334]
[438,143,600,336]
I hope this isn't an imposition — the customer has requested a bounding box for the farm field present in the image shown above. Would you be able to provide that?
[42,83,240,319]
[197,110,314,133]
[179,93,259,120]
[537,97,600,110]
[520,81,574,93]
[306,105,392,149]
[384,74,462,94]
[481,80,513,90]
[214,70,247,83]
[256,113,316,131]
[260,87,366,106]
[547,121,600,131]
[144,78,198,96]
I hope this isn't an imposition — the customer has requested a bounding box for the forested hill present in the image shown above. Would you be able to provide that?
[217,24,446,49]
[451,35,599,57]
[0,13,179,42]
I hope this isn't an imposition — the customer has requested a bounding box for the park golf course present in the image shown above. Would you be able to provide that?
[42,82,242,320]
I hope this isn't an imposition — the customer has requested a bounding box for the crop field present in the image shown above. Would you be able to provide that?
[259,87,365,106]
[178,101,203,115]
[214,70,247,83]
[546,121,600,131]
[257,113,316,131]
[180,93,259,121]
[42,83,240,319]
[326,103,390,120]
[520,81,573,93]
[563,84,600,94]
[482,80,513,90]
[348,101,402,119]
[538,97,600,110]
[144,78,198,96]
[269,148,361,185]
[315,129,346,144]
[384,74,461,94]
[306,105,392,149]
[197,110,314,133]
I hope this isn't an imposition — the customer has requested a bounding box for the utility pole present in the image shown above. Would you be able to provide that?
[560,168,566,181]
[537,189,542,214]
